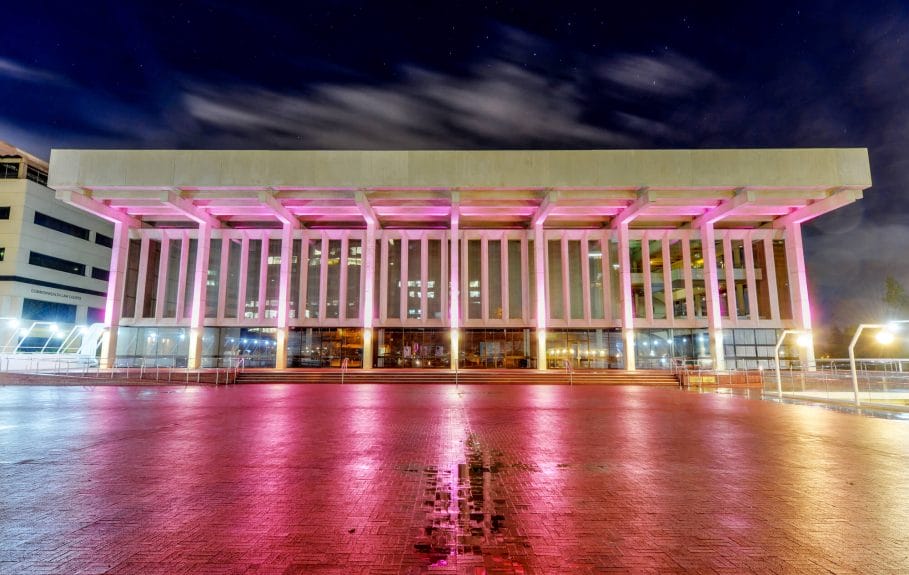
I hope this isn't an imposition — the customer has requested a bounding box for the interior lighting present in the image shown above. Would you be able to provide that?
[7,319,19,328]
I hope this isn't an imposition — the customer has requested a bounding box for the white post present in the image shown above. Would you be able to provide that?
[101,222,132,369]
[187,223,211,369]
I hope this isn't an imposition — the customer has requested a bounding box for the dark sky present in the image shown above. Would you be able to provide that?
[2,0,908,327]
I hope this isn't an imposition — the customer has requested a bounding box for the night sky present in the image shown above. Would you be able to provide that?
[2,1,908,328]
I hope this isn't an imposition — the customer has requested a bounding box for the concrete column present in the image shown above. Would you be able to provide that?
[616,223,636,371]
[700,224,725,370]
[449,214,460,370]
[784,222,815,368]
[187,223,211,369]
[100,221,131,368]
[275,224,294,369]
[362,223,377,370]
[533,223,547,370]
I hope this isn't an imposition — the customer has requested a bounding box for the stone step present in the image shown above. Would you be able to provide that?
[235,369,679,386]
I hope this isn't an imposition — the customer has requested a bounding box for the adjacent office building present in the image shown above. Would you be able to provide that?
[47,149,871,370]
[0,141,112,348]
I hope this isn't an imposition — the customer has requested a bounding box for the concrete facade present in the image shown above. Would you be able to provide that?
[47,149,872,370]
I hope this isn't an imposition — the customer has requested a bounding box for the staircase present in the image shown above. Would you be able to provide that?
[235,368,679,386]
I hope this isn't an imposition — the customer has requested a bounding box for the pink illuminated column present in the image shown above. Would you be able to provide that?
[533,223,547,370]
[699,224,725,370]
[187,223,211,369]
[275,224,296,369]
[784,222,815,367]
[449,205,460,370]
[616,224,636,371]
[362,222,377,370]
[100,220,132,368]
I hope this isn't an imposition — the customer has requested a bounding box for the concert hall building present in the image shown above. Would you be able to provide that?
[47,149,871,371]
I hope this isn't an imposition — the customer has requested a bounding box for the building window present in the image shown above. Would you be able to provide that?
[25,166,48,186]
[0,161,19,179]
[0,207,10,219]
[91,267,110,281]
[0,247,4,261]
[29,251,86,276]
[95,233,113,248]
[34,212,90,241]
[21,298,77,324]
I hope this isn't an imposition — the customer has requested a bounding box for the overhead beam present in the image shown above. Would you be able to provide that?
[355,190,380,228]
[771,188,861,228]
[55,189,141,227]
[259,191,301,228]
[165,190,222,228]
[610,187,651,229]
[530,191,559,227]
[690,188,754,229]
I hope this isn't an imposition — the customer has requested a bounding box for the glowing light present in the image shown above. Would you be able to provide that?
[875,330,895,345]
[78,326,89,334]
[49,324,59,333]
[7,319,19,328]
[795,333,813,347]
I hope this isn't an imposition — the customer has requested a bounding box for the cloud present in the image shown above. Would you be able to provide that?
[599,52,719,97]
[180,59,634,149]
[0,57,69,86]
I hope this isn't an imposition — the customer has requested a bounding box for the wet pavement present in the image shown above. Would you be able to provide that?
[1,384,908,574]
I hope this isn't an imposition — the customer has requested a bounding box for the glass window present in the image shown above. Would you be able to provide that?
[29,251,85,276]
[488,240,502,319]
[290,239,302,319]
[22,298,76,323]
[715,240,729,318]
[265,239,281,319]
[588,239,604,320]
[629,239,644,319]
[568,240,584,320]
[224,239,241,319]
[325,239,342,319]
[305,238,322,319]
[0,207,10,219]
[121,239,141,318]
[427,239,442,319]
[142,240,161,318]
[33,212,90,241]
[548,239,563,320]
[609,238,620,320]
[528,239,535,319]
[407,239,422,319]
[752,239,772,320]
[669,239,686,319]
[731,239,749,319]
[508,240,523,320]
[243,239,261,319]
[386,239,401,319]
[467,239,482,319]
[95,233,113,248]
[165,239,183,319]
[690,239,706,318]
[183,239,198,319]
[347,239,362,320]
[91,267,110,282]
[206,239,222,318]
[773,240,793,320]
[649,239,666,319]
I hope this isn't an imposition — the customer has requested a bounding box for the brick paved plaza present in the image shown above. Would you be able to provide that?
[1,384,908,574]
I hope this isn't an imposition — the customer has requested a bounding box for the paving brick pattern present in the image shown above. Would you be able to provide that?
[1,384,908,574]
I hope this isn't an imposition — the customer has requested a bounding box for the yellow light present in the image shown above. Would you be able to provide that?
[795,333,812,347]
[876,330,895,345]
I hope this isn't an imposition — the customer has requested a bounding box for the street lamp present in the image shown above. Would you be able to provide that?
[774,329,812,400]
[848,320,908,407]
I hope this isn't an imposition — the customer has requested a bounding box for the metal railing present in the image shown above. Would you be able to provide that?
[767,358,909,409]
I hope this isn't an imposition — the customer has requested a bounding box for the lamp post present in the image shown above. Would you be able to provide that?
[848,321,907,407]
[774,329,812,400]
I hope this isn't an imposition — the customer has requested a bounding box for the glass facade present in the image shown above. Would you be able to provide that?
[109,227,801,370]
